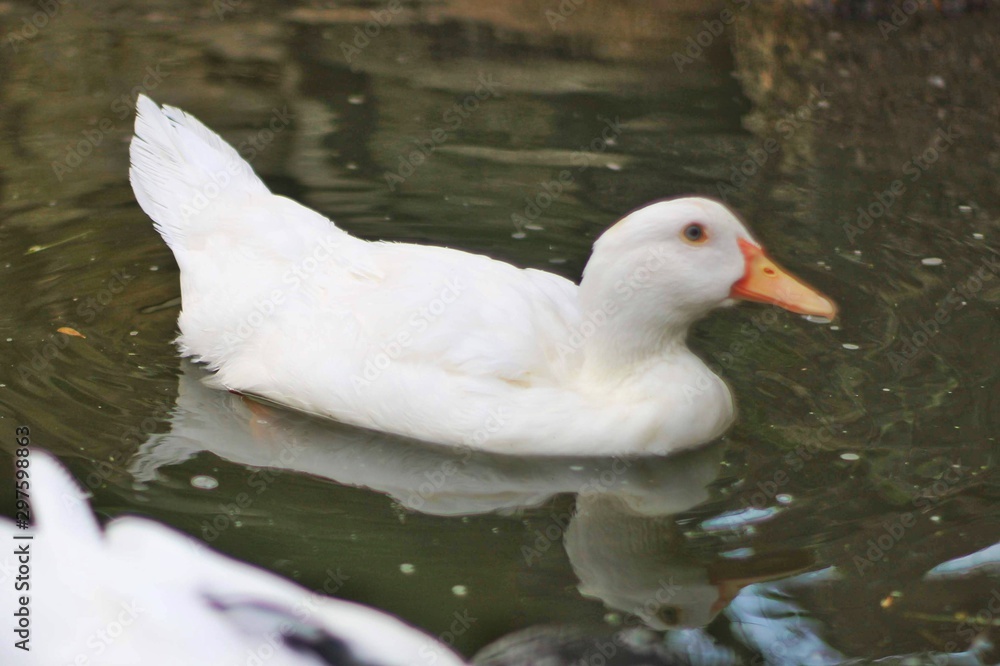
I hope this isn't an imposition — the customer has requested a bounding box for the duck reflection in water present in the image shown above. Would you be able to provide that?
[128,361,999,665]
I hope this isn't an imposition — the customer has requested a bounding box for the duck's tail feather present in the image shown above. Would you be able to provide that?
[129,94,271,250]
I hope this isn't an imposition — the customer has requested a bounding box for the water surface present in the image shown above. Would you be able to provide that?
[0,1,998,662]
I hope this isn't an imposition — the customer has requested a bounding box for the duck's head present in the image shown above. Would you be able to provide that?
[580,197,837,346]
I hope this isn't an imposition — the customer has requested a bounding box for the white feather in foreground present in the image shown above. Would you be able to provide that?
[0,451,465,666]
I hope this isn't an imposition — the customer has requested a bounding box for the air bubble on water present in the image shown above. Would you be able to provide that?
[190,475,218,490]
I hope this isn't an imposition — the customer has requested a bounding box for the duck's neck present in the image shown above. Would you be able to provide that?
[574,247,718,386]
[578,312,695,385]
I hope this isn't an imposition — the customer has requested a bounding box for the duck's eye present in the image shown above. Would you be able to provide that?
[682,223,707,243]
[654,605,682,626]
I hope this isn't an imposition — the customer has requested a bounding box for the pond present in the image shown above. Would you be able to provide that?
[0,0,998,662]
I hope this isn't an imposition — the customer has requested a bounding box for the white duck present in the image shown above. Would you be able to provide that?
[0,451,465,666]
[129,95,836,457]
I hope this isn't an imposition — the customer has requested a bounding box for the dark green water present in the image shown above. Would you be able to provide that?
[0,1,998,662]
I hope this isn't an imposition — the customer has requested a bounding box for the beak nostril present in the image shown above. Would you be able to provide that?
[733,238,838,318]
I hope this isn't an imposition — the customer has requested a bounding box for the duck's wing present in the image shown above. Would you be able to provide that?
[339,242,584,384]
[204,238,586,430]
[130,95,582,388]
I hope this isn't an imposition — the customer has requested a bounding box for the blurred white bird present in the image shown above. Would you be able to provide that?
[0,450,465,666]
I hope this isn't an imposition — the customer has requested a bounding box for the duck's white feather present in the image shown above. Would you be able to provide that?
[0,451,465,666]
[130,95,743,456]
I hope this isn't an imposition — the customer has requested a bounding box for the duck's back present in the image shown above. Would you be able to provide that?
[202,235,587,433]
[130,95,590,447]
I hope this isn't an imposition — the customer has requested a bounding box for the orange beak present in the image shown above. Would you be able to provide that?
[730,238,837,320]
